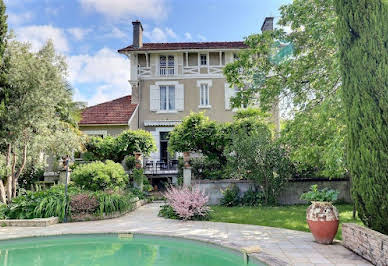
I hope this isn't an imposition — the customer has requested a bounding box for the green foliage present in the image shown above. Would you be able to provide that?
[220,185,241,207]
[279,93,347,179]
[336,0,388,234]
[6,185,81,221]
[94,191,134,215]
[0,203,6,219]
[190,157,226,180]
[158,205,179,219]
[225,123,292,204]
[300,185,339,202]
[84,129,156,163]
[124,156,136,171]
[132,168,145,191]
[17,163,44,190]
[72,160,128,191]
[241,188,265,207]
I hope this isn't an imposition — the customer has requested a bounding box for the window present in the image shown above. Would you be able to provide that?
[200,54,207,66]
[160,55,174,75]
[233,53,239,61]
[160,85,175,111]
[200,83,209,106]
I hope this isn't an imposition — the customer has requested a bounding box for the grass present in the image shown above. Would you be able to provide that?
[209,204,362,240]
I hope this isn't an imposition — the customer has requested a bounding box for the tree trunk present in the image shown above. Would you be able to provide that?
[6,152,16,203]
[13,142,28,198]
[0,180,6,204]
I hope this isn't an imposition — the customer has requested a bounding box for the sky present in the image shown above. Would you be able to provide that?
[5,0,291,106]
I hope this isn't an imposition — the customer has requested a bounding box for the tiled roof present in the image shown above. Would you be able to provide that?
[118,41,247,52]
[79,95,137,125]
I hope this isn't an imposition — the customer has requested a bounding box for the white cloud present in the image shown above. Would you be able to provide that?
[143,27,177,42]
[79,0,168,21]
[68,48,131,106]
[184,32,192,41]
[197,34,207,41]
[103,26,127,39]
[67,27,91,41]
[15,25,69,53]
[7,12,34,25]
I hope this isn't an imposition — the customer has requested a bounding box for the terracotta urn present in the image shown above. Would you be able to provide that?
[306,201,339,244]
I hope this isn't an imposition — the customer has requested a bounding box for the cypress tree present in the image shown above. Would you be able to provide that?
[336,0,388,234]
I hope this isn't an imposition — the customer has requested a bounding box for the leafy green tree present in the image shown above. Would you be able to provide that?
[336,0,388,234]
[0,40,83,203]
[225,124,292,204]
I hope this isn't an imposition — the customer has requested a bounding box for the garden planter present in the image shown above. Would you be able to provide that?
[183,152,191,167]
[306,201,339,244]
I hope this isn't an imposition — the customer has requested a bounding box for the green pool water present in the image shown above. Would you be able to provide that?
[0,234,265,266]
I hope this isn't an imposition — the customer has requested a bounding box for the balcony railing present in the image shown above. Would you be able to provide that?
[159,67,175,76]
[144,160,178,175]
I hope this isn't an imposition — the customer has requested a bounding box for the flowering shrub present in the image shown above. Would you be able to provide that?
[161,186,210,220]
[70,194,99,214]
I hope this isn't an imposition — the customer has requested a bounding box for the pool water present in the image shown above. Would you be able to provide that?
[0,234,264,266]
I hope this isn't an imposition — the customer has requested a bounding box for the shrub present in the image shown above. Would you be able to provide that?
[0,204,7,219]
[191,156,226,180]
[94,191,134,215]
[241,187,265,206]
[72,160,128,191]
[220,184,241,207]
[162,186,210,220]
[124,156,136,170]
[84,130,156,162]
[158,205,179,219]
[70,194,99,214]
[300,185,339,203]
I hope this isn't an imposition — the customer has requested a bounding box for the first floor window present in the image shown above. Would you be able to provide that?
[200,83,209,106]
[160,85,175,110]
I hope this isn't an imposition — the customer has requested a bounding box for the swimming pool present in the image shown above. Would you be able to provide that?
[0,234,265,265]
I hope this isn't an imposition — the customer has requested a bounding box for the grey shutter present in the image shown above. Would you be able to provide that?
[150,85,160,111]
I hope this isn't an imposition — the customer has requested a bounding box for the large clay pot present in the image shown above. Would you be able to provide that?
[306,201,339,244]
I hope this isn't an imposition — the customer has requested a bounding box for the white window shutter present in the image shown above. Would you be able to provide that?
[175,84,184,111]
[225,83,236,110]
[150,85,160,111]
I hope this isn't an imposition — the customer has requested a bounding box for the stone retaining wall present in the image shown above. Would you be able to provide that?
[193,178,351,205]
[342,223,388,266]
[0,217,59,227]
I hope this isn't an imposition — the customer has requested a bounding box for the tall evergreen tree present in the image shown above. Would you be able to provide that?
[336,0,388,234]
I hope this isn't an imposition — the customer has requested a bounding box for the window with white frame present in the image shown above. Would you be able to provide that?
[200,54,207,66]
[160,55,174,75]
[200,83,209,107]
[160,85,175,110]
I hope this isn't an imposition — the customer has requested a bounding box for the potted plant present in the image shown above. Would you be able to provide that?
[300,185,340,244]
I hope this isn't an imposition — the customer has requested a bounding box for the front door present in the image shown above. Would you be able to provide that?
[159,132,169,163]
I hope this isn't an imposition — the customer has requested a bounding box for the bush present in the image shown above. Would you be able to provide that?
[220,184,241,207]
[241,187,265,206]
[158,204,179,219]
[191,156,226,180]
[94,191,134,215]
[124,156,136,170]
[18,163,45,190]
[84,129,156,162]
[161,186,210,220]
[72,160,128,191]
[70,194,99,214]
[300,185,339,203]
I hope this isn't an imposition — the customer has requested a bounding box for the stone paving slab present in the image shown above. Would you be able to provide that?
[0,203,371,266]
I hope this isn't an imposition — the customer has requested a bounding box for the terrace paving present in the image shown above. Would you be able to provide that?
[0,202,371,266]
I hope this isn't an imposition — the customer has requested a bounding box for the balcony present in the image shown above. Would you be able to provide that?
[144,160,178,176]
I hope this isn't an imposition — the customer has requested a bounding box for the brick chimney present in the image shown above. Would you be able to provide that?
[261,17,274,32]
[132,20,143,48]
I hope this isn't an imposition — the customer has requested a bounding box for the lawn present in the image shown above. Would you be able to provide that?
[209,204,362,240]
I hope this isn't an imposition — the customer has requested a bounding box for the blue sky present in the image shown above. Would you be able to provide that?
[5,0,291,106]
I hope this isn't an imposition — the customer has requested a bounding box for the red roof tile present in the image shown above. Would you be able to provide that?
[79,95,137,125]
[118,41,247,53]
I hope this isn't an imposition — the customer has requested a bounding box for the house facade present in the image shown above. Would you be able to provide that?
[80,18,277,165]
[117,20,249,162]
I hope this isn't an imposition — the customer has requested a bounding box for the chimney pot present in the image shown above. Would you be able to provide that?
[132,20,143,48]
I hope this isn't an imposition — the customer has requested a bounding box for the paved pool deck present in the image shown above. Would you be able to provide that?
[0,202,370,266]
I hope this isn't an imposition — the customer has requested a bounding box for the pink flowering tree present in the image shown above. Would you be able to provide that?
[164,186,210,220]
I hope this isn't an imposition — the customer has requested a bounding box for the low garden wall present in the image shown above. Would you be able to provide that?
[192,178,351,205]
[342,223,388,266]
